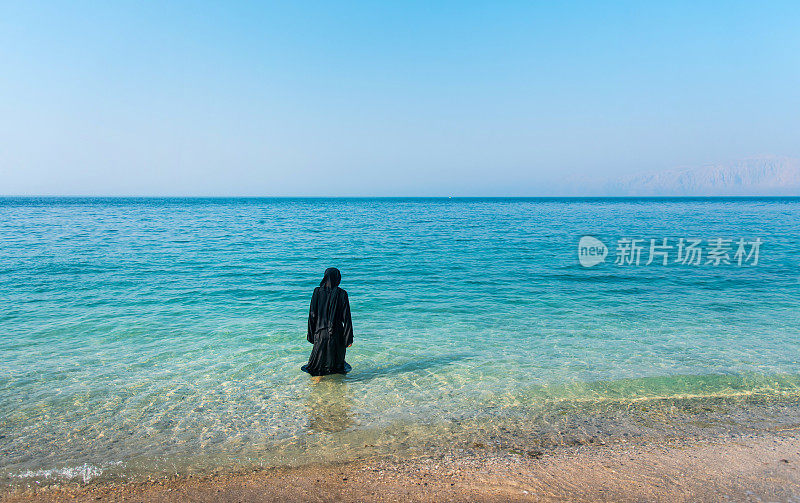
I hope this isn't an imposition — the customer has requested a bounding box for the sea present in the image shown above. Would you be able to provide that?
[1,197,799,486]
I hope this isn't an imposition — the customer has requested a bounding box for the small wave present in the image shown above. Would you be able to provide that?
[9,462,119,483]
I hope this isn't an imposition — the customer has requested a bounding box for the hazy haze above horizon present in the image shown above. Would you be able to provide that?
[1,2,799,196]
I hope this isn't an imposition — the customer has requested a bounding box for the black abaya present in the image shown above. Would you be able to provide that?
[302,268,353,376]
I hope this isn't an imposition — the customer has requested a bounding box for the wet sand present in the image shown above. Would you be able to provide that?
[4,431,800,503]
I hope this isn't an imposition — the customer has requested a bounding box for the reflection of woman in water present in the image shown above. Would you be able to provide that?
[302,268,353,376]
[306,375,354,432]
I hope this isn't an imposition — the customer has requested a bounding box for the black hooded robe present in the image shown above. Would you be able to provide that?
[302,268,353,376]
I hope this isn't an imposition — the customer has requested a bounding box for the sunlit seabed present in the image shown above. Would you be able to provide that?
[5,372,800,486]
[1,197,799,485]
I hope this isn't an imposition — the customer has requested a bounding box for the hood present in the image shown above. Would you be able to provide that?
[319,267,341,288]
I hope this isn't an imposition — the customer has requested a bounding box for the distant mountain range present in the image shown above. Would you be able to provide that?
[603,157,800,196]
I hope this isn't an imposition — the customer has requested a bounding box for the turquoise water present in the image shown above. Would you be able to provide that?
[1,197,800,484]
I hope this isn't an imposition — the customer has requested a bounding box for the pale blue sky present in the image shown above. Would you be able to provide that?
[1,1,799,196]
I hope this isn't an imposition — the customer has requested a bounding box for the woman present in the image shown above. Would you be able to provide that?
[302,267,353,376]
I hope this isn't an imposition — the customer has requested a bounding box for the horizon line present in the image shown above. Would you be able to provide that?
[2,195,799,200]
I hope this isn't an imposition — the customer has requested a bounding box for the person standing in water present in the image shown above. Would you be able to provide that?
[302,267,353,376]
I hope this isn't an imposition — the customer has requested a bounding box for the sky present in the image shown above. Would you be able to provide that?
[1,1,799,196]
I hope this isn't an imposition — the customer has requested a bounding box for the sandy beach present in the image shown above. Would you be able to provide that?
[4,430,799,503]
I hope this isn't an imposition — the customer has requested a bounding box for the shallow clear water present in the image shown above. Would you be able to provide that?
[1,197,799,484]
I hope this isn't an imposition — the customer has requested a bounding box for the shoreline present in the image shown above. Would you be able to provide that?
[4,430,800,502]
